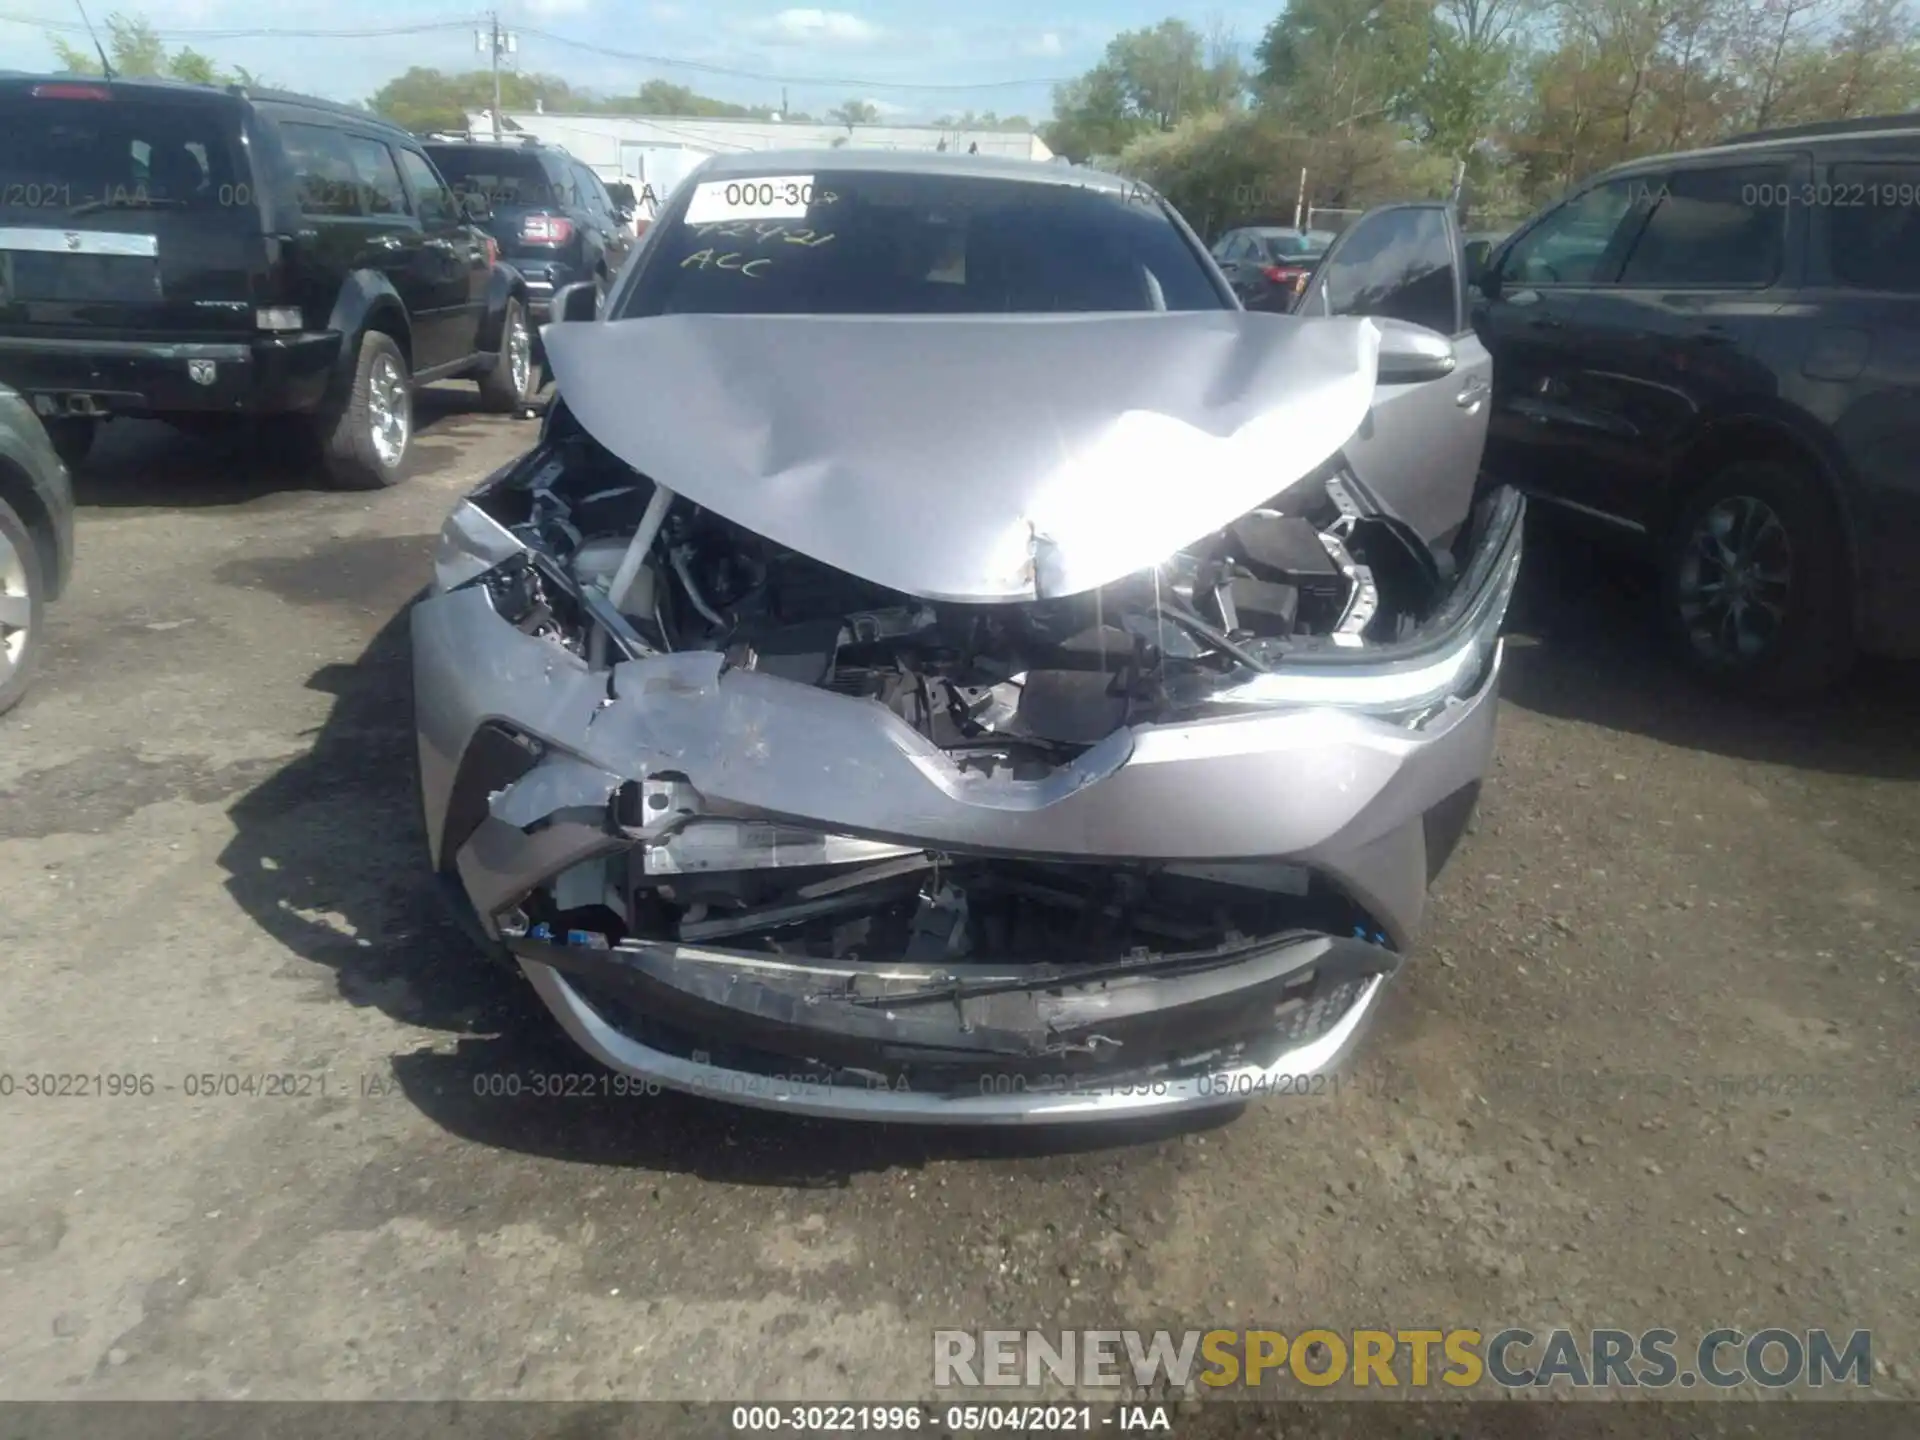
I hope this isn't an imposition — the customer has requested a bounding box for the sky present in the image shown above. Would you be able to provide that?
[0,0,1275,124]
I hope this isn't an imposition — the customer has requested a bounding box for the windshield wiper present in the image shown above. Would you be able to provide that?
[67,197,189,217]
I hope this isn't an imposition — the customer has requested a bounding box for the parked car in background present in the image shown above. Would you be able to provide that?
[413,152,1522,1123]
[604,180,642,239]
[1211,225,1331,311]
[1472,114,1920,695]
[423,135,635,319]
[0,76,537,489]
[0,383,74,716]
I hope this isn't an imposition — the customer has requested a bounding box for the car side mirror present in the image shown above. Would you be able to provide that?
[459,192,492,224]
[615,206,636,225]
[1464,240,1491,283]
[553,281,601,323]
[1374,319,1458,384]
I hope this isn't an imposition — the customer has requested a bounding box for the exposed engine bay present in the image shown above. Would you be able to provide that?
[415,252,1523,1118]
[474,412,1457,761]
[451,405,1492,975]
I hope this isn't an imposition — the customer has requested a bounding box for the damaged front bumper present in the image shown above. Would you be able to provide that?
[516,931,1397,1122]
[412,485,1525,1124]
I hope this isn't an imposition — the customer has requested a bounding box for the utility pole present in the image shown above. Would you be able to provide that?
[477,10,517,138]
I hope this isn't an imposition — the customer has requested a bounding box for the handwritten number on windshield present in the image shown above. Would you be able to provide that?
[689,220,837,248]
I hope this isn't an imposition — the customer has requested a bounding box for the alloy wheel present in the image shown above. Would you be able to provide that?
[1675,494,1793,665]
[0,526,31,685]
[368,353,411,468]
[507,313,533,398]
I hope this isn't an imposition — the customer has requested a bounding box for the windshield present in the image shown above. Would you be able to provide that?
[1259,233,1315,259]
[618,169,1226,317]
[0,95,249,214]
[424,148,556,209]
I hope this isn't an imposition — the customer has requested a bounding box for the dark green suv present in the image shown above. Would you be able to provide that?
[0,76,541,489]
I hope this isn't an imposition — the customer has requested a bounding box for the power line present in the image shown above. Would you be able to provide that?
[0,10,1074,95]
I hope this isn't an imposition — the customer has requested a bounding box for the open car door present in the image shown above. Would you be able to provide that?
[1296,203,1493,548]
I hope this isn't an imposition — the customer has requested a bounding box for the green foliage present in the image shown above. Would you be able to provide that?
[50,13,264,87]
[365,68,775,135]
[933,111,1038,131]
[1065,0,1920,219]
[1043,19,1248,161]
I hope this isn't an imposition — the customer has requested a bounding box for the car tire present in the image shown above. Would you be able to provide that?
[44,417,97,471]
[314,330,412,490]
[0,494,48,718]
[1660,458,1855,698]
[477,297,538,414]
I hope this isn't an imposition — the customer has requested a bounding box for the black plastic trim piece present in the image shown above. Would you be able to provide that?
[510,931,1401,1081]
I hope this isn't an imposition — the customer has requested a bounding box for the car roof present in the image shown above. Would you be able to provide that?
[0,72,413,137]
[424,141,555,162]
[1593,112,1920,181]
[690,147,1140,197]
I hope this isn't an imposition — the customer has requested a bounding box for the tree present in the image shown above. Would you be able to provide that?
[1414,0,1538,160]
[50,13,260,85]
[1044,66,1144,160]
[1043,19,1247,160]
[829,99,882,125]
[1115,103,1457,238]
[1256,0,1434,129]
[616,79,767,118]
[1725,0,1834,130]
[1043,4,1920,221]
[1822,0,1920,118]
[934,110,1039,131]
[366,68,773,134]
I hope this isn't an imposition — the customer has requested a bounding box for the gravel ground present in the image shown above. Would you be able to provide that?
[0,395,1915,1411]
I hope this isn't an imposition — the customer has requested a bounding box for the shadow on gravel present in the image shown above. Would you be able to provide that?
[69,384,537,509]
[218,603,1236,1185]
[1501,509,1920,781]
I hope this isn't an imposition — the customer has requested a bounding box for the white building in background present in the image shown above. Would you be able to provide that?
[463,109,1053,217]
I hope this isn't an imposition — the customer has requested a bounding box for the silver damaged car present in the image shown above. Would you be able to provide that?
[412,152,1525,1123]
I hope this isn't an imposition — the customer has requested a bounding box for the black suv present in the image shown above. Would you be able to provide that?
[421,136,634,319]
[1473,115,1920,695]
[0,77,540,489]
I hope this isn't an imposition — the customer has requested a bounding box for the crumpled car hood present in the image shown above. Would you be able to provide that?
[542,310,1382,602]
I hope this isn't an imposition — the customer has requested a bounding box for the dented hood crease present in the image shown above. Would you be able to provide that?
[542,311,1382,602]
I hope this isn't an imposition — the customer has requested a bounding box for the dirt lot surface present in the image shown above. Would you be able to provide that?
[1,393,1916,1412]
